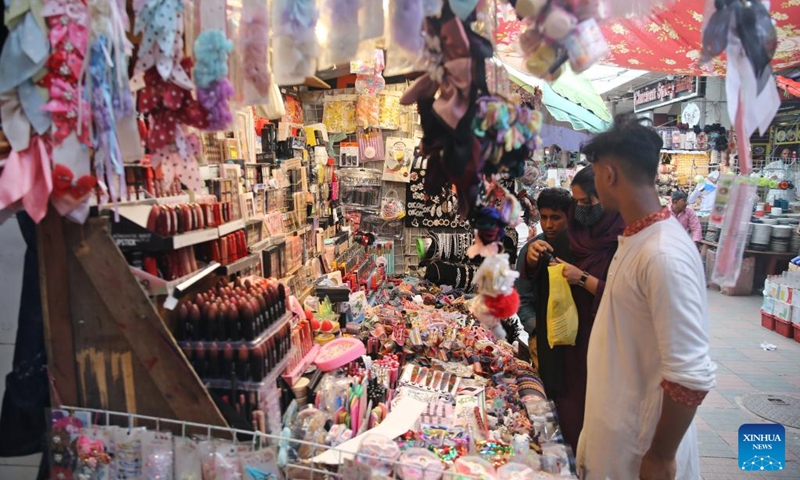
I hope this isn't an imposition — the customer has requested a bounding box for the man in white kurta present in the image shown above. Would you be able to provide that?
[576,116,716,480]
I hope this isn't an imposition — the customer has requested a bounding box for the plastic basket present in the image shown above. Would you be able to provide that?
[775,317,793,338]
[761,311,776,330]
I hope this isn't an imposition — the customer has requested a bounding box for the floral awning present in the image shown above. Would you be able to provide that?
[496,0,800,77]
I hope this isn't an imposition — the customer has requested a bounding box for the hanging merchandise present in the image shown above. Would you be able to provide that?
[711,176,759,288]
[356,129,384,162]
[473,96,542,178]
[378,91,401,130]
[352,49,386,96]
[322,95,357,134]
[193,0,235,132]
[272,0,319,86]
[355,95,380,129]
[40,0,95,221]
[405,153,469,229]
[83,0,141,221]
[702,0,779,176]
[134,0,210,198]
[358,0,385,42]
[318,0,360,69]
[239,0,272,105]
[379,190,406,222]
[382,137,416,183]
[514,0,609,78]
[400,4,495,217]
[385,0,427,76]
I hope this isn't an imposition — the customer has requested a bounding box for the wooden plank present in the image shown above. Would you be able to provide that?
[70,217,226,426]
[37,209,79,406]
[65,227,169,415]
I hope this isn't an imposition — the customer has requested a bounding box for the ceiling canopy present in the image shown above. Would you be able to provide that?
[496,0,800,77]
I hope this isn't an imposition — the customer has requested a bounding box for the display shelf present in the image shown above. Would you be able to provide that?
[249,237,275,252]
[219,252,261,275]
[298,285,314,302]
[130,263,217,297]
[111,210,220,252]
[282,263,303,279]
[178,312,292,351]
[661,149,709,155]
[314,281,351,302]
[205,346,298,392]
[282,344,320,386]
[93,193,192,208]
[218,218,246,236]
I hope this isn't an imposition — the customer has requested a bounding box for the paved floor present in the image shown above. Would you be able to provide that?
[700,290,800,479]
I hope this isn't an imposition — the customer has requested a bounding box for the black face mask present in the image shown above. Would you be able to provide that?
[574,204,604,227]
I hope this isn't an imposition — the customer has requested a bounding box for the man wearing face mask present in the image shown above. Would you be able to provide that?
[523,166,625,452]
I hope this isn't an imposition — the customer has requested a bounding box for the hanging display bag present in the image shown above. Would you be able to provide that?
[379,190,405,221]
[546,264,579,348]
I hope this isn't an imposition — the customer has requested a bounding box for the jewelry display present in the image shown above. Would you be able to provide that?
[405,152,469,229]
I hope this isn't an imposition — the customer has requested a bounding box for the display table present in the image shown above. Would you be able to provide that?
[700,240,796,277]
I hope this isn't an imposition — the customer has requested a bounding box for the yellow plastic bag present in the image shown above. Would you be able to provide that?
[546,264,579,348]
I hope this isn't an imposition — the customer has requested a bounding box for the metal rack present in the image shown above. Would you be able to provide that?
[55,405,492,479]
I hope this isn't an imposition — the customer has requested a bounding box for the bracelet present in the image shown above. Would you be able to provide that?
[578,271,590,288]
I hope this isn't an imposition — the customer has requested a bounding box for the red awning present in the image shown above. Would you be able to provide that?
[496,0,800,77]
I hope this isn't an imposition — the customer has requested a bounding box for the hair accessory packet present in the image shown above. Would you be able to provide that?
[356,433,401,476]
[447,455,497,479]
[515,0,609,77]
[397,447,446,480]
[380,190,406,221]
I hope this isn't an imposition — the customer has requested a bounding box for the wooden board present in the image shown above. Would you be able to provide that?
[37,207,79,406]
[39,213,226,426]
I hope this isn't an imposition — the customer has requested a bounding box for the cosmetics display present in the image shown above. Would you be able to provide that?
[398,364,461,402]
[131,246,199,281]
[174,277,287,343]
[196,230,249,266]
[123,165,184,200]
[145,201,234,236]
[180,318,292,383]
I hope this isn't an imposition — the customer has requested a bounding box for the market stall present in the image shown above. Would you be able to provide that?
[0,0,599,478]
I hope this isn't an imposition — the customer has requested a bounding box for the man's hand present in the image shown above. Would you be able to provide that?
[559,260,583,285]
[526,239,553,266]
[639,449,676,480]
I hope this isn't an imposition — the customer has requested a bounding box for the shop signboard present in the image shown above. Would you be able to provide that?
[633,76,705,113]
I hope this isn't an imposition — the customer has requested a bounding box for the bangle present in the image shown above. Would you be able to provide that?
[578,271,590,288]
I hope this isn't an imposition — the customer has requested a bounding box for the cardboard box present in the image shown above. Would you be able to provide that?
[792,305,800,324]
[779,285,794,304]
[762,296,776,315]
[773,300,792,323]
[791,288,800,308]
[764,278,779,299]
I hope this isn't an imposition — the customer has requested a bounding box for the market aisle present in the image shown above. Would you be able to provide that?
[701,290,800,479]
